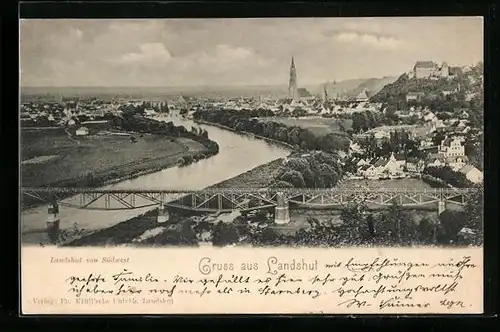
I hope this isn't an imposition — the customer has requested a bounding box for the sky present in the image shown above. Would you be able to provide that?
[20,17,483,87]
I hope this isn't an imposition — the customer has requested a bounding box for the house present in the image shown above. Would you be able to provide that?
[144,109,157,116]
[420,137,434,148]
[349,142,363,154]
[386,152,406,175]
[439,136,465,157]
[406,157,425,173]
[373,158,390,175]
[458,109,470,119]
[423,111,437,122]
[354,90,370,102]
[446,156,467,171]
[76,126,90,136]
[356,158,369,167]
[406,92,425,102]
[426,157,443,167]
[458,164,483,184]
[359,164,374,177]
[457,120,468,128]
[373,130,390,141]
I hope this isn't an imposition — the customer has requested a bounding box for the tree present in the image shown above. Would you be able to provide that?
[278,127,288,142]
[260,227,278,246]
[287,127,301,145]
[365,214,375,239]
[464,188,483,244]
[285,158,315,187]
[382,202,416,245]
[278,170,306,188]
[438,210,469,244]
[417,215,439,244]
[270,180,295,188]
[316,163,338,188]
[298,129,317,150]
[212,221,239,247]
[340,201,367,242]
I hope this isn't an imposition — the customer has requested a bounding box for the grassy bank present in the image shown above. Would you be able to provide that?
[21,130,206,187]
[20,120,220,208]
[208,158,285,189]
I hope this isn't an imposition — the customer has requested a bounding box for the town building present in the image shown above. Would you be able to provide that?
[439,136,465,158]
[405,157,425,173]
[353,90,370,102]
[76,126,90,136]
[458,164,483,184]
[386,152,406,175]
[411,61,451,79]
[406,92,425,102]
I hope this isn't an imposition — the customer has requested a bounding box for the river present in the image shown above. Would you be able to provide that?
[20,116,290,235]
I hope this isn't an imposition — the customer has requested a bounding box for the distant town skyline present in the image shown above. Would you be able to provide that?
[20,17,483,87]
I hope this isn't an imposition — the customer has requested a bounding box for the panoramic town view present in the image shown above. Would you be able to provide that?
[20,18,483,248]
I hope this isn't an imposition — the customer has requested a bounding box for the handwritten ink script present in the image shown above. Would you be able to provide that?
[22,248,483,314]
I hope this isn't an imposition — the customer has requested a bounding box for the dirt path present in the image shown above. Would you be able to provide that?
[64,128,80,145]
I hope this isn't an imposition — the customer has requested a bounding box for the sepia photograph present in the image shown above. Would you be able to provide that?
[20,17,483,250]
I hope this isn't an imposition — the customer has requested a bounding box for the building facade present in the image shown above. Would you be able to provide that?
[439,136,465,157]
[412,61,451,79]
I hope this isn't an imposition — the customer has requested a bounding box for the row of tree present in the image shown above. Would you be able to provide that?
[111,113,219,155]
[350,110,392,133]
[193,109,351,153]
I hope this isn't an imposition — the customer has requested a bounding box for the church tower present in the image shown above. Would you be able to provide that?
[288,57,299,101]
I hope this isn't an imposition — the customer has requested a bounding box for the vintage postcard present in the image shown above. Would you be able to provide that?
[20,17,484,314]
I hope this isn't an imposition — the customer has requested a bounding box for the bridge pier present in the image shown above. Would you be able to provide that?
[47,202,60,233]
[438,200,446,215]
[157,203,170,223]
[274,192,290,225]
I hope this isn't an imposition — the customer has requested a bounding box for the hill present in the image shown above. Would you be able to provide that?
[313,76,398,99]
[369,62,483,126]
[351,76,399,97]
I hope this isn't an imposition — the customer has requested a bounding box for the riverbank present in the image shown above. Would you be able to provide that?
[208,158,285,189]
[194,119,296,151]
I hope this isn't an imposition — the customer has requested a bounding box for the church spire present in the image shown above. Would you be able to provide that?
[288,56,298,101]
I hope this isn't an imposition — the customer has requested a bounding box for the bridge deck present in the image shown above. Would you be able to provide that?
[21,187,480,211]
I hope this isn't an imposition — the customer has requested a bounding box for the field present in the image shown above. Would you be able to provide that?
[338,178,432,190]
[21,128,207,187]
[261,117,352,137]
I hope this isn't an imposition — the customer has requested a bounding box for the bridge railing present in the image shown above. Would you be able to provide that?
[20,187,481,195]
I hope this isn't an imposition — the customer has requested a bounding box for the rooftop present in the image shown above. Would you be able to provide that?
[459,164,479,174]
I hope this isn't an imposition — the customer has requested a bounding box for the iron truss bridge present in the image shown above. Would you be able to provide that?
[21,187,481,212]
